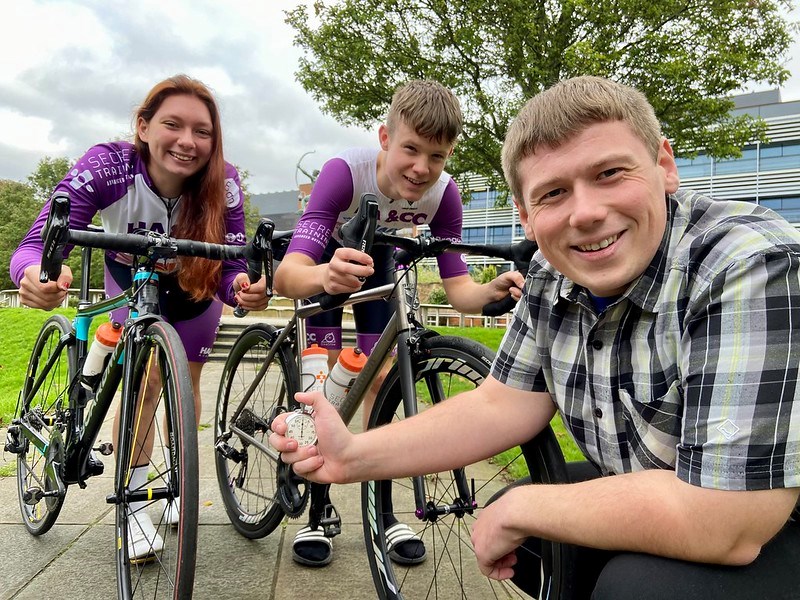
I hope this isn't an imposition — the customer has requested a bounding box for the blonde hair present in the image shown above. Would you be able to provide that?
[386,80,463,145]
[502,76,663,201]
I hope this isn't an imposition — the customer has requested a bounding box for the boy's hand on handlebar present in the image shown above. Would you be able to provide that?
[324,247,374,294]
[269,390,352,484]
[19,264,73,310]
[233,273,270,311]
[489,270,525,302]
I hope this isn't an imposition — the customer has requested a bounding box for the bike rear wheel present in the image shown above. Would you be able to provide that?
[214,323,301,538]
[13,314,75,536]
[363,334,572,600]
[114,320,198,600]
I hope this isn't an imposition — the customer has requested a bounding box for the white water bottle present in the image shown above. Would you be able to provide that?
[301,344,329,393]
[81,320,122,390]
[324,347,367,410]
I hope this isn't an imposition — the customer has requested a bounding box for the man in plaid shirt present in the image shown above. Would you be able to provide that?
[273,76,800,599]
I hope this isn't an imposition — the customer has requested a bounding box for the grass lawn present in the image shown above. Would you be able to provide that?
[0,307,102,426]
[0,312,584,477]
[432,326,584,467]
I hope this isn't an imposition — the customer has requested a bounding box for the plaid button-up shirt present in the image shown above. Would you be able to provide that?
[493,189,800,495]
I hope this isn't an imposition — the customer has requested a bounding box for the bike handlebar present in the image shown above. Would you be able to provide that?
[317,193,379,311]
[309,193,537,316]
[39,191,276,316]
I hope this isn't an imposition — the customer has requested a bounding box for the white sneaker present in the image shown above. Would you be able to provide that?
[159,498,180,527]
[127,511,164,563]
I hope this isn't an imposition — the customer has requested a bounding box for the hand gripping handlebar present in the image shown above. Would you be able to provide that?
[316,193,379,311]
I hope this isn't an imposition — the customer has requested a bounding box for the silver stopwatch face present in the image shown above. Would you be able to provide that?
[284,411,317,447]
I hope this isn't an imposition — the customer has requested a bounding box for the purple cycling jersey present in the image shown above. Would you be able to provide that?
[10,141,247,306]
[286,147,468,279]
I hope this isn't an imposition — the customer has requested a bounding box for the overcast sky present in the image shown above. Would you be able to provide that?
[1,0,798,195]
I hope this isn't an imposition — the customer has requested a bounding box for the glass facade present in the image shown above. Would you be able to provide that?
[462,225,513,244]
[675,140,800,178]
[463,189,499,209]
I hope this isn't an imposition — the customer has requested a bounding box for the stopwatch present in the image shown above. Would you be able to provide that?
[284,410,317,447]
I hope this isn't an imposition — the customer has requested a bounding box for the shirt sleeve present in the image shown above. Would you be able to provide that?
[428,178,468,279]
[284,157,354,263]
[9,145,109,286]
[217,163,248,306]
[677,251,800,492]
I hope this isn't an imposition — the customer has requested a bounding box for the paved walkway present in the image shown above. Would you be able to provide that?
[0,360,376,600]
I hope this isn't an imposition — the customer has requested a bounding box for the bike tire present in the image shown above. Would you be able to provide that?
[15,314,75,536]
[214,323,301,538]
[114,320,198,600]
[362,334,574,600]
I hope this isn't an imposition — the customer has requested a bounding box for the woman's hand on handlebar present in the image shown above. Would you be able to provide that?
[232,273,270,311]
[269,390,353,484]
[19,264,73,310]
[323,247,374,295]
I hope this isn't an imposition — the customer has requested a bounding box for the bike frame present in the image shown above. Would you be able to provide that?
[18,243,167,495]
[225,270,418,471]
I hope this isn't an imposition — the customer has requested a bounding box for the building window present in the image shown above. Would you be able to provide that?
[462,225,513,244]
[759,141,800,172]
[675,153,712,178]
[465,189,498,209]
[713,145,758,175]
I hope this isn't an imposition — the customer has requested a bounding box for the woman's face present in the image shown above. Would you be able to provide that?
[137,94,214,197]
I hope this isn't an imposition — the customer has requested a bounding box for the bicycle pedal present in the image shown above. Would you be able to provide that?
[22,486,57,505]
[93,441,114,456]
[320,503,342,537]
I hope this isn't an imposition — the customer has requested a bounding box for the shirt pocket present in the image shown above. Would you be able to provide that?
[617,384,683,470]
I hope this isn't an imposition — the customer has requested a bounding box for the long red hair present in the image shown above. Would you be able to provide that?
[134,74,226,301]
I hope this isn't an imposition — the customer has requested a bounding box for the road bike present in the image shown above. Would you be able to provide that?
[214,194,576,599]
[5,192,272,599]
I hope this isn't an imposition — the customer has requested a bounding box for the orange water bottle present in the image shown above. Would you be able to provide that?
[80,321,122,390]
[324,347,367,410]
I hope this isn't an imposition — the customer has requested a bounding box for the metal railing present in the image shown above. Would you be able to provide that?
[0,288,106,308]
[1,289,511,329]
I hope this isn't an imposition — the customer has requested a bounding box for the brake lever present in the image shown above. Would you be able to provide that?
[234,218,275,318]
[39,192,71,283]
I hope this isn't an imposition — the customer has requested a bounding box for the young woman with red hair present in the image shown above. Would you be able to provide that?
[11,74,269,561]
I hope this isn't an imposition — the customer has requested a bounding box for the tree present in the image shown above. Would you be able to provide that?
[233,165,265,237]
[27,156,71,203]
[286,0,795,199]
[0,180,39,290]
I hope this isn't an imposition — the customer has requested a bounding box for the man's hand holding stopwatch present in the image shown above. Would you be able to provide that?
[270,391,354,484]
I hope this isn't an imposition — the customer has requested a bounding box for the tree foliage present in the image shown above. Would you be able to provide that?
[0,180,40,291]
[27,156,71,203]
[286,0,795,196]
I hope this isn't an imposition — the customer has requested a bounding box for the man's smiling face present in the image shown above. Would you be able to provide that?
[515,120,680,297]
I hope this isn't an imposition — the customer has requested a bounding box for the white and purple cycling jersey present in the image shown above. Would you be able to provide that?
[286,147,468,279]
[10,141,247,305]
[10,141,248,362]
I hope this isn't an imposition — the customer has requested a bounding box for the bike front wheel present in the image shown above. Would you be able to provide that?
[13,314,75,536]
[363,334,571,600]
[214,323,301,538]
[114,320,198,600]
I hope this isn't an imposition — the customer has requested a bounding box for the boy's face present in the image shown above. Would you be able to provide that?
[515,120,679,297]
[378,120,453,202]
